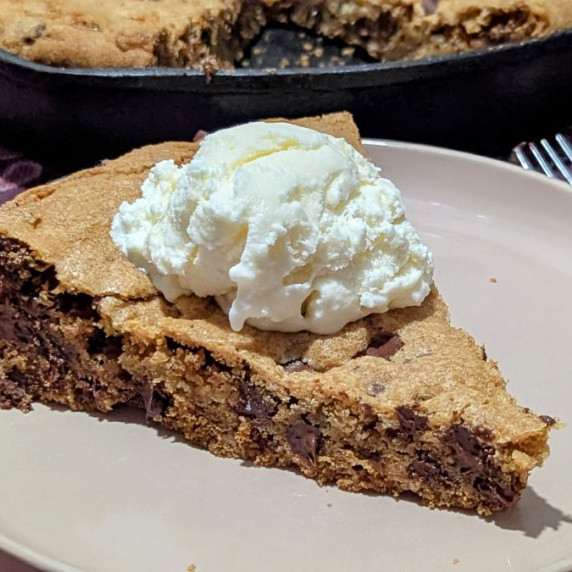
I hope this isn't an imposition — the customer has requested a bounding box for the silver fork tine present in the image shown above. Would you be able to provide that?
[512,134,572,185]
[541,138,572,184]
[529,142,557,178]
[555,133,572,163]
[513,143,535,171]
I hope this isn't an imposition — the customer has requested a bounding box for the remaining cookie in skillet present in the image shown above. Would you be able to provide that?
[263,0,572,61]
[0,112,554,515]
[411,0,572,59]
[0,0,260,68]
[0,0,570,68]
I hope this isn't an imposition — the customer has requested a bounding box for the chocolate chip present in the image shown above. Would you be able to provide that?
[355,447,382,462]
[497,482,516,503]
[384,427,398,440]
[282,359,311,373]
[445,424,487,476]
[0,240,139,412]
[5,368,41,398]
[236,380,277,424]
[456,449,484,475]
[367,380,386,396]
[448,424,480,454]
[193,130,208,142]
[409,455,443,481]
[139,380,169,421]
[474,477,516,510]
[286,418,321,466]
[363,333,404,359]
[539,415,556,426]
[423,0,439,15]
[0,281,74,386]
[0,375,33,411]
[442,424,521,509]
[23,23,46,45]
[396,405,428,440]
[474,426,494,441]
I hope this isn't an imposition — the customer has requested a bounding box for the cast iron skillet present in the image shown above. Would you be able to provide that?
[1,26,571,171]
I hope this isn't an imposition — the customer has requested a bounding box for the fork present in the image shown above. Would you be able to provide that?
[511,132,572,185]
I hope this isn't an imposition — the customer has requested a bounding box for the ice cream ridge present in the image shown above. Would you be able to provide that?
[111,121,433,334]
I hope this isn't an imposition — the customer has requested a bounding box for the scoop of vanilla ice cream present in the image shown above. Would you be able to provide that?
[111,121,433,334]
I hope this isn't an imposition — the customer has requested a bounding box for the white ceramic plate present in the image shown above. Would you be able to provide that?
[1,141,571,572]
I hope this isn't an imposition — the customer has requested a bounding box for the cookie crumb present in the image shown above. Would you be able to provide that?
[187,565,197,572]
[326,502,332,507]
[490,277,497,283]
[453,558,460,565]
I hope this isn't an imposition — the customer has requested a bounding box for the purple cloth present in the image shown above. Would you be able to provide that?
[0,145,42,206]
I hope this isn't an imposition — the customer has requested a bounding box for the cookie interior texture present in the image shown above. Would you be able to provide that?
[0,0,571,68]
[0,112,553,515]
